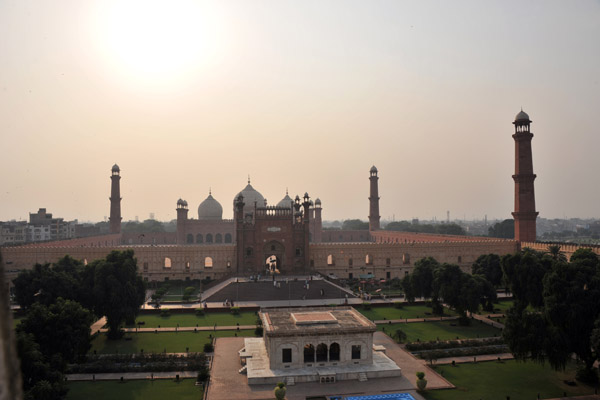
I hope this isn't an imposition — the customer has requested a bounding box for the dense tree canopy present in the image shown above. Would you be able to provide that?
[92,250,146,338]
[502,248,600,381]
[402,257,496,319]
[12,256,89,310]
[341,219,369,230]
[17,298,93,364]
[472,254,503,287]
[488,219,514,239]
[16,331,67,400]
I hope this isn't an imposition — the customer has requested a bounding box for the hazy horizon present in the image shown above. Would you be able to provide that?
[2,1,599,223]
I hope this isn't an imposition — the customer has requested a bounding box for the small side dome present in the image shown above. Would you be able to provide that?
[111,164,120,172]
[198,193,223,220]
[277,192,293,208]
[315,198,321,206]
[370,165,378,173]
[183,200,188,207]
[515,110,530,122]
[177,198,184,206]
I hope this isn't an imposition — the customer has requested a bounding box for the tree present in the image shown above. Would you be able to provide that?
[16,331,67,400]
[92,250,146,339]
[502,249,551,310]
[17,298,93,364]
[546,245,567,262]
[341,219,369,230]
[472,254,503,287]
[13,256,86,310]
[410,257,440,300]
[502,248,600,382]
[488,219,514,239]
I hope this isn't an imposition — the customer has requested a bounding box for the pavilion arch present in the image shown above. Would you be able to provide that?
[196,234,203,244]
[224,233,232,243]
[316,343,328,362]
[164,257,172,268]
[327,254,335,266]
[206,233,213,243]
[186,234,194,244]
[216,233,222,243]
[304,344,315,363]
[365,254,373,265]
[329,343,340,361]
[204,257,213,268]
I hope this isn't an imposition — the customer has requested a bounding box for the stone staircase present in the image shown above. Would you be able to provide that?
[285,376,295,386]
[358,372,368,382]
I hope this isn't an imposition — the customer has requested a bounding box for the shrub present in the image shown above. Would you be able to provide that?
[416,371,425,380]
[203,342,214,353]
[195,308,205,316]
[458,315,471,326]
[362,302,371,310]
[254,326,263,337]
[230,306,240,315]
[394,301,404,309]
[394,329,407,343]
[160,308,171,317]
[274,382,286,400]
[576,367,599,384]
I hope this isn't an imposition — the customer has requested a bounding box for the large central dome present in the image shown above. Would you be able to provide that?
[234,180,266,214]
[198,193,223,220]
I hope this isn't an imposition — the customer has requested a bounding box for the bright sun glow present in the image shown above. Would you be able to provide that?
[92,0,220,87]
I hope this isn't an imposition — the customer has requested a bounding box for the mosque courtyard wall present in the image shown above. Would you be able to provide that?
[2,238,519,284]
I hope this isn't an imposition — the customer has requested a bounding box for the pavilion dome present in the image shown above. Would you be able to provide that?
[234,181,265,213]
[198,193,223,220]
[111,164,120,173]
[370,165,377,173]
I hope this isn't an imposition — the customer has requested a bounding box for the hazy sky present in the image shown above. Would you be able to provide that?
[1,1,599,223]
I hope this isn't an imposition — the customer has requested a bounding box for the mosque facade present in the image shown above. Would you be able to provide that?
[4,111,575,284]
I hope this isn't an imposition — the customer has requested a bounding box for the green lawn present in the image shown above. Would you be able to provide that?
[130,311,257,328]
[12,316,22,329]
[424,360,596,400]
[358,304,456,321]
[378,320,501,343]
[67,379,202,400]
[477,299,514,315]
[90,330,253,354]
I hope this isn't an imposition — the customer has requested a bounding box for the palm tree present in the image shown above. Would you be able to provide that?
[547,245,567,262]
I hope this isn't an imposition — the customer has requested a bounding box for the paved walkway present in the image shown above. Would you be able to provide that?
[97,325,256,333]
[66,371,197,381]
[373,332,453,390]
[90,317,106,335]
[470,312,505,329]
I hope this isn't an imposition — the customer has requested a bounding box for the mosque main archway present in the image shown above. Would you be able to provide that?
[264,241,285,274]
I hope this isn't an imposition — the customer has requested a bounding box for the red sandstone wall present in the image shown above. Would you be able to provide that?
[370,230,498,244]
[321,230,371,243]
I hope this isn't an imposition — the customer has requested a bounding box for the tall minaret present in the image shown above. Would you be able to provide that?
[512,110,538,242]
[109,164,122,234]
[369,165,380,231]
